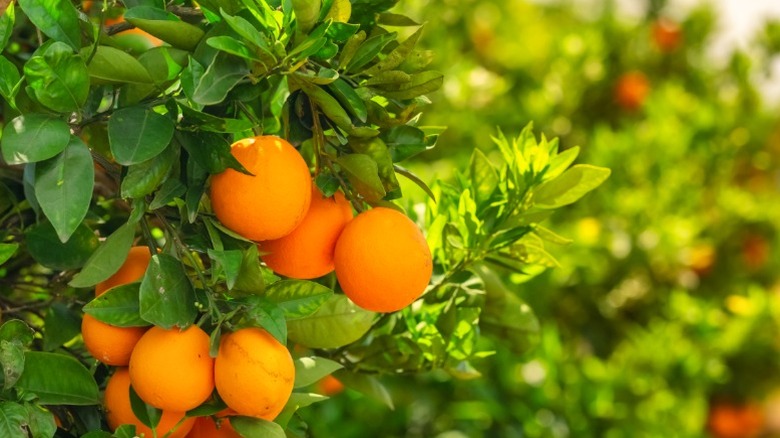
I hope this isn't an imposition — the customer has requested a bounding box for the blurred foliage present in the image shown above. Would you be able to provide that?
[300,0,780,437]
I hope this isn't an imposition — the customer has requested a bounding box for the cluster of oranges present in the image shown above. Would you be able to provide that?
[80,135,432,435]
[82,247,294,437]
[210,135,433,313]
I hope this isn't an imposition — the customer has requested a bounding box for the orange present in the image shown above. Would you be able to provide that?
[614,71,650,111]
[81,314,147,366]
[707,401,765,438]
[186,416,241,438]
[652,18,682,52]
[210,136,312,241]
[104,368,195,438]
[214,328,294,420]
[334,207,432,312]
[317,374,345,396]
[128,325,214,412]
[260,187,353,279]
[95,246,152,296]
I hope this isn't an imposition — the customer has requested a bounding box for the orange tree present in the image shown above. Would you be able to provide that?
[0,0,608,436]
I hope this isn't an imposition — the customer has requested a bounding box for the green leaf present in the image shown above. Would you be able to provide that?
[381,71,443,100]
[24,41,89,113]
[336,154,385,202]
[394,165,435,201]
[533,164,611,209]
[275,392,328,428]
[125,7,205,50]
[287,294,375,349]
[0,4,14,51]
[0,320,34,347]
[207,36,262,62]
[469,149,499,210]
[230,416,285,438]
[346,31,397,73]
[378,12,420,27]
[149,178,186,210]
[0,56,21,105]
[349,137,400,199]
[26,221,99,270]
[207,249,243,290]
[338,30,365,70]
[42,303,82,352]
[82,46,155,85]
[238,296,287,344]
[70,222,136,288]
[220,12,272,55]
[137,47,189,85]
[176,130,244,174]
[17,0,80,50]
[0,341,25,390]
[328,78,367,123]
[233,245,265,294]
[139,254,197,329]
[297,79,353,131]
[83,283,149,327]
[288,22,329,61]
[1,114,71,165]
[333,371,393,409]
[129,386,161,430]
[109,107,175,166]
[0,243,17,266]
[293,356,343,388]
[192,52,249,105]
[544,146,580,181]
[24,403,57,438]
[16,352,100,405]
[264,280,333,320]
[0,402,27,438]
[364,25,423,75]
[291,0,320,34]
[382,125,430,162]
[34,137,94,243]
[121,145,177,199]
[533,225,573,246]
[314,171,340,197]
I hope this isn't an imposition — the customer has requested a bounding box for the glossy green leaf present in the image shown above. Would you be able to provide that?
[275,392,328,428]
[349,137,400,199]
[26,221,98,270]
[0,243,17,266]
[24,42,89,113]
[0,4,14,51]
[346,31,397,73]
[337,30,365,69]
[291,0,320,34]
[129,386,161,430]
[336,154,385,202]
[364,25,423,75]
[0,56,20,105]
[192,53,249,105]
[264,280,333,320]
[0,402,27,438]
[381,71,443,100]
[83,283,149,327]
[238,296,287,344]
[328,78,368,122]
[220,12,274,58]
[179,105,254,134]
[0,320,34,347]
[288,22,329,61]
[42,303,81,352]
[70,222,137,288]
[24,403,57,438]
[17,0,80,50]
[230,416,285,438]
[176,130,244,174]
[139,254,197,329]
[0,341,25,390]
[287,294,375,349]
[469,149,499,210]
[207,249,242,290]
[293,356,343,388]
[16,352,100,405]
[533,164,611,209]
[207,36,261,62]
[121,145,176,199]
[1,115,71,165]
[137,47,189,85]
[233,245,265,294]
[34,137,94,242]
[109,107,175,166]
[315,171,340,197]
[125,7,205,50]
[82,46,154,85]
[299,80,353,130]
[378,12,420,27]
[149,178,186,210]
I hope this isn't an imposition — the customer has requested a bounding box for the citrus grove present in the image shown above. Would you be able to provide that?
[0,0,608,436]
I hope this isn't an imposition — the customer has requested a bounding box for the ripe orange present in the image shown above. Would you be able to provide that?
[95,246,152,296]
[317,374,345,396]
[81,314,147,366]
[614,71,650,111]
[128,325,214,412]
[652,18,682,52]
[104,368,195,438]
[214,328,294,420]
[210,136,312,241]
[260,187,353,279]
[707,401,765,438]
[186,416,241,438]
[334,207,432,312]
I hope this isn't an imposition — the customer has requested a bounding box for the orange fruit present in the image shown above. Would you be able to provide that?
[334,207,432,312]
[81,314,147,366]
[708,401,765,438]
[186,416,241,438]
[210,136,312,242]
[129,325,215,412]
[104,368,195,438]
[260,187,353,279]
[652,18,682,52]
[317,374,345,396]
[214,328,294,420]
[95,246,152,296]
[614,71,650,111]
